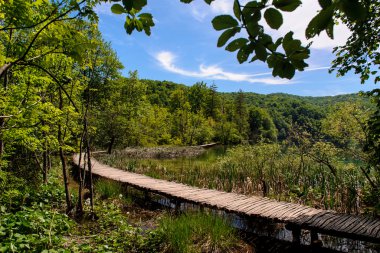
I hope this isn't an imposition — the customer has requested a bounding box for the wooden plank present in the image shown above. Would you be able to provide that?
[351,217,373,236]
[207,193,243,208]
[265,202,297,220]
[282,206,318,221]
[244,199,276,215]
[313,213,341,230]
[270,204,303,220]
[367,219,380,237]
[322,214,352,231]
[230,199,261,213]
[187,191,224,202]
[223,196,254,210]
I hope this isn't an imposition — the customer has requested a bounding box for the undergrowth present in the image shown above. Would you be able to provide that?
[1,166,250,252]
[0,170,71,252]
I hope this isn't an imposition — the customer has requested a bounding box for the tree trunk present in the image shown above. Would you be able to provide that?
[76,131,85,215]
[0,119,4,158]
[43,148,48,184]
[81,117,95,216]
[107,136,115,154]
[85,120,94,214]
[58,89,72,214]
[42,121,48,184]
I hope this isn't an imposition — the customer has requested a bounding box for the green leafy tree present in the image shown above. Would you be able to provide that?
[248,106,277,142]
[233,90,249,140]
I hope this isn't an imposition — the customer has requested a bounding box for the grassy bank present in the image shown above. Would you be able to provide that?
[115,146,206,159]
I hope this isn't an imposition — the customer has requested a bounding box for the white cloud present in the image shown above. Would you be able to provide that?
[188,0,233,22]
[155,51,291,85]
[210,0,231,14]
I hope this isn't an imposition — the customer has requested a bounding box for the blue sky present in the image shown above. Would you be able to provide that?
[95,0,377,96]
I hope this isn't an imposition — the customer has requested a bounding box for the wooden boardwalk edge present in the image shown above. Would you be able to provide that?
[72,154,380,244]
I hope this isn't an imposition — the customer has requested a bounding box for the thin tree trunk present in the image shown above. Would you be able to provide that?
[84,118,94,214]
[43,146,48,184]
[107,136,115,154]
[58,89,72,214]
[0,119,4,158]
[76,130,85,215]
[42,120,48,184]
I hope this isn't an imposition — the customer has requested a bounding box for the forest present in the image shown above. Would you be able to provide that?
[1,0,379,252]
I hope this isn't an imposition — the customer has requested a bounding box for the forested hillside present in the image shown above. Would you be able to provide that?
[92,77,371,151]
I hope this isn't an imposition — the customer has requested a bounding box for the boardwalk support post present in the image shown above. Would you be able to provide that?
[174,199,181,214]
[144,190,151,202]
[310,230,322,248]
[292,227,301,244]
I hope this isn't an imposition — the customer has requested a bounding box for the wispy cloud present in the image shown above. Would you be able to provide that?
[188,0,233,22]
[155,51,292,85]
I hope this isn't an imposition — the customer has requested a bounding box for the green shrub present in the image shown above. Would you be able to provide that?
[0,206,72,252]
[69,201,163,253]
[0,170,28,210]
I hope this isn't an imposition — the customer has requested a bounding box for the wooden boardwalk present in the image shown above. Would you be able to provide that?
[73,154,380,243]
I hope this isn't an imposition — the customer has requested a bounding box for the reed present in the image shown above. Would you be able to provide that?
[158,212,239,253]
[96,144,368,213]
[95,179,124,199]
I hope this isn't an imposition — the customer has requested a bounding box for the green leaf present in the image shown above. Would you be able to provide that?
[134,19,144,32]
[122,0,133,11]
[264,8,283,30]
[242,2,262,23]
[111,4,125,14]
[212,15,239,31]
[305,5,334,39]
[217,27,240,47]
[204,0,215,4]
[260,33,274,47]
[124,17,134,34]
[242,1,260,17]
[237,44,254,63]
[273,0,302,12]
[282,62,296,79]
[133,0,147,11]
[273,60,295,79]
[250,55,259,62]
[225,38,248,52]
[283,32,302,55]
[246,21,261,37]
[255,43,268,61]
[180,0,193,3]
[139,13,155,27]
[318,0,332,8]
[233,0,241,21]
[237,47,249,63]
[326,20,334,39]
[339,0,367,21]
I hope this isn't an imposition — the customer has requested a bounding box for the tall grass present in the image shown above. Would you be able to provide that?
[96,144,368,213]
[95,179,124,199]
[158,212,239,253]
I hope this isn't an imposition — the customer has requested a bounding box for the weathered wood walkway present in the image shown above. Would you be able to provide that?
[73,154,380,243]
